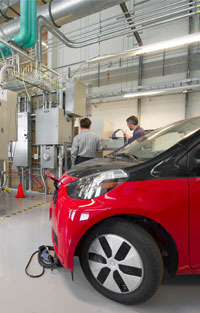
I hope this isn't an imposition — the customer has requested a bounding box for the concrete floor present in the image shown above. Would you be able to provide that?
[0,191,200,313]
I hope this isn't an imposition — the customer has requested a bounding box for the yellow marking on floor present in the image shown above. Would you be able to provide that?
[1,201,51,220]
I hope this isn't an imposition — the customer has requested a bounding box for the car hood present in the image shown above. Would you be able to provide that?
[66,158,138,179]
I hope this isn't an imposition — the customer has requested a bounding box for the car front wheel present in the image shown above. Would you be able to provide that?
[79,218,163,305]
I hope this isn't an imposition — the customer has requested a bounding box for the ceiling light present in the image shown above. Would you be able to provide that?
[123,90,162,98]
[123,83,200,99]
[88,33,200,65]
[136,33,200,55]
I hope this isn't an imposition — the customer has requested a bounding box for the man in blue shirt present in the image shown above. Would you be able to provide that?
[125,115,145,144]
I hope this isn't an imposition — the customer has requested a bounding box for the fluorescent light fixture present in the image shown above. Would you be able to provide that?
[123,83,200,99]
[137,33,200,55]
[124,90,162,98]
[88,33,200,65]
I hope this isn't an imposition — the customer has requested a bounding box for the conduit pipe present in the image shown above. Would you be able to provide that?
[61,5,199,47]
[47,0,198,45]
[37,2,199,53]
[0,64,15,85]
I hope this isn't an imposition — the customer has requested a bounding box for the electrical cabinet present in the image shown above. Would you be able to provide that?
[0,100,8,160]
[0,90,18,160]
[7,91,18,141]
[13,112,31,167]
[65,78,86,117]
[36,108,72,145]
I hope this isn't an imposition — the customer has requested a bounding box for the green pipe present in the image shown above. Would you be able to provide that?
[23,0,37,49]
[14,0,30,45]
[0,43,11,57]
[0,0,31,58]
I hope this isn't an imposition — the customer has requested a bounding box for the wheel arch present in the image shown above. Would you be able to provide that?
[75,214,178,275]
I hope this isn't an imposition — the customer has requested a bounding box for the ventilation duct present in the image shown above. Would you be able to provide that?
[0,0,127,41]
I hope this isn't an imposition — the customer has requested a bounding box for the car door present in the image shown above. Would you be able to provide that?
[189,142,200,269]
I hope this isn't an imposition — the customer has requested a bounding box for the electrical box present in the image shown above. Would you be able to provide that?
[41,145,57,169]
[0,100,8,160]
[65,78,86,117]
[7,91,18,141]
[36,108,72,145]
[90,116,114,139]
[0,90,18,160]
[13,112,31,167]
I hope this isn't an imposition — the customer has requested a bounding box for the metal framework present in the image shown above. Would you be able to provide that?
[87,78,200,103]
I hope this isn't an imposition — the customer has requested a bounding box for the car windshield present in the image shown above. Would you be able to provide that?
[114,117,200,162]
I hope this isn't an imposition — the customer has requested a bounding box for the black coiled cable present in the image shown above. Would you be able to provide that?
[25,245,61,278]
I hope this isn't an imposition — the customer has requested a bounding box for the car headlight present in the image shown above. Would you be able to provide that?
[67,169,128,200]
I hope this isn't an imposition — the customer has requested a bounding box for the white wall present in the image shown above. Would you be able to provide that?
[91,93,187,132]
[140,94,185,129]
[188,92,200,117]
[91,99,137,135]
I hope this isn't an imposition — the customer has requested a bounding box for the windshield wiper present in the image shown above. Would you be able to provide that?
[115,153,138,162]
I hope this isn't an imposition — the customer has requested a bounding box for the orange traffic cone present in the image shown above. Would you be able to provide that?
[16,183,25,198]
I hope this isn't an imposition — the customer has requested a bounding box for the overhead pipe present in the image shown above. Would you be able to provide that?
[0,0,20,22]
[23,0,37,49]
[38,0,198,53]
[45,0,198,48]
[60,11,197,50]
[0,0,127,41]
[0,0,31,58]
[14,0,30,45]
[61,5,198,47]
[37,15,77,65]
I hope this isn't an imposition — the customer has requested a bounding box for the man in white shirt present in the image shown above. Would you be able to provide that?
[71,118,102,166]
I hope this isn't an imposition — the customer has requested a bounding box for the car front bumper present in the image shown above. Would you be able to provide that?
[50,179,112,270]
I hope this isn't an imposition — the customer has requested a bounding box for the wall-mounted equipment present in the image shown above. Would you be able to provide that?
[36,108,72,145]
[41,145,57,169]
[13,112,31,167]
[65,78,86,117]
[0,99,8,160]
[0,89,18,160]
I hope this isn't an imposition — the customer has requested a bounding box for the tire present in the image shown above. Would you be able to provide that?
[79,218,164,305]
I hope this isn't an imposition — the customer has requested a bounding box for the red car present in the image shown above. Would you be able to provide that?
[50,117,200,304]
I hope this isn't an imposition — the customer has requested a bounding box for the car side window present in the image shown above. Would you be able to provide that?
[188,143,200,177]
